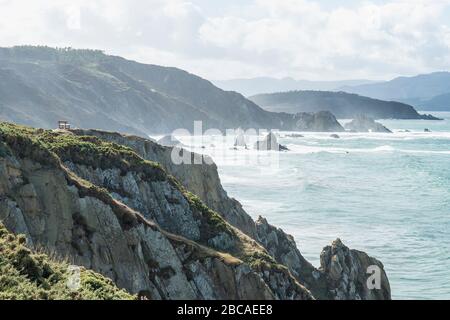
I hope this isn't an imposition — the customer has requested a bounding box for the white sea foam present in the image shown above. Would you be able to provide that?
[166,132,450,158]
[281,131,450,141]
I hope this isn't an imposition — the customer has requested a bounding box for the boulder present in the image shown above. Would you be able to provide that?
[330,134,340,139]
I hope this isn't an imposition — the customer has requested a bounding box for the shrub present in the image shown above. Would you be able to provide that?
[0,223,134,300]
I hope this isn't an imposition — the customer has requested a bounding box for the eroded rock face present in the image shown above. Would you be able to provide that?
[67,128,392,300]
[320,239,391,300]
[64,162,202,243]
[0,154,314,300]
[255,217,328,299]
[0,127,317,300]
[70,129,259,238]
[254,217,392,300]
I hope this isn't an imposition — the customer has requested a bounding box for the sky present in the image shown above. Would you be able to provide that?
[1,0,450,81]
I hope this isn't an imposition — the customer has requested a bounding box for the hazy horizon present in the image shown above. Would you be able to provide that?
[211,72,450,83]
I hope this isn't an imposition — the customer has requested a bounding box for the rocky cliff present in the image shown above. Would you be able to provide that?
[0,123,313,299]
[68,127,390,300]
[320,239,391,300]
[0,122,391,300]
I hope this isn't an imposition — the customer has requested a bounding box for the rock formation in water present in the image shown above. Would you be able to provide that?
[320,239,391,300]
[0,122,391,300]
[292,111,345,132]
[345,115,392,133]
[255,132,289,151]
[234,131,248,148]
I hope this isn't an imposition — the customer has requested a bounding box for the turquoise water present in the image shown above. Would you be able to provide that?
[176,112,450,300]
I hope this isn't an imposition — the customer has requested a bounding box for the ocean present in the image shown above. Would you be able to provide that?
[164,111,450,300]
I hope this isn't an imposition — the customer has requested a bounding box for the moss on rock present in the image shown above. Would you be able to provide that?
[0,223,134,300]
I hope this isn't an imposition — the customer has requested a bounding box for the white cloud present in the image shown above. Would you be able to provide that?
[199,0,450,79]
[1,0,450,80]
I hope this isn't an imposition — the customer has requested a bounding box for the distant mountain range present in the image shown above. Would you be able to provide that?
[0,46,442,136]
[250,91,440,120]
[341,72,450,111]
[213,77,378,97]
[215,72,450,112]
[0,46,358,135]
[1,46,312,135]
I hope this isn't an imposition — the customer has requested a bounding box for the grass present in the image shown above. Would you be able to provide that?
[38,131,166,181]
[0,223,134,300]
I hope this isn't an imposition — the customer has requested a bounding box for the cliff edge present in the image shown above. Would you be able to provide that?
[0,122,390,300]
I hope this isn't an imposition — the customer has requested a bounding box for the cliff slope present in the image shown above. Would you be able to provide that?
[68,128,390,300]
[0,122,313,299]
[0,122,391,299]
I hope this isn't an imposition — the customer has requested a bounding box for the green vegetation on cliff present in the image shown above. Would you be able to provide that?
[0,224,134,300]
[39,131,166,181]
[0,122,281,275]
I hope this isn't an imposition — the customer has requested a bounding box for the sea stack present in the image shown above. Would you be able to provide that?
[234,130,248,148]
[255,132,289,151]
[291,111,345,132]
